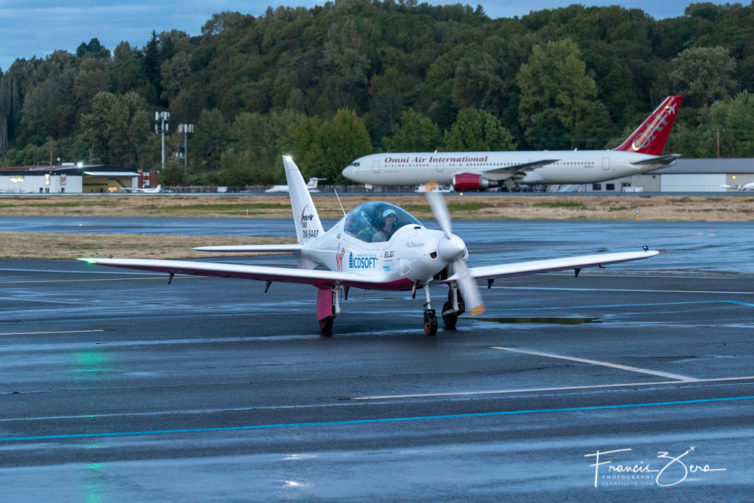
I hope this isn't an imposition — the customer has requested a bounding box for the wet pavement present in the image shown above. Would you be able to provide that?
[0,219,753,501]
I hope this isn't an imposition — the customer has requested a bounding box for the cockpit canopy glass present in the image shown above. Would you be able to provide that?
[344,202,422,242]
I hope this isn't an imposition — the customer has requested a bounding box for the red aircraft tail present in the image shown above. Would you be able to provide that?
[613,96,684,156]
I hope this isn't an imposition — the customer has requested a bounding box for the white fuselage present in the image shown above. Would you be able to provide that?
[343,150,664,186]
[300,218,448,290]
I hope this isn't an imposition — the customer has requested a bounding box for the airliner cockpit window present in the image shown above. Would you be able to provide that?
[344,202,422,242]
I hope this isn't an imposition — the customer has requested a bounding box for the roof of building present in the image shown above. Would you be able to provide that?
[0,164,138,176]
[650,158,754,174]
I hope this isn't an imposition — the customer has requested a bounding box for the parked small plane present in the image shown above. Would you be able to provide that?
[120,184,162,193]
[721,181,754,191]
[343,96,683,191]
[81,156,658,336]
[266,177,325,193]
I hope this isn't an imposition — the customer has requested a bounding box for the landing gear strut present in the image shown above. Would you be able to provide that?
[422,283,438,336]
[441,284,465,330]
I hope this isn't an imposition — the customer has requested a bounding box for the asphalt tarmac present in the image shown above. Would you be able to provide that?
[1,220,753,501]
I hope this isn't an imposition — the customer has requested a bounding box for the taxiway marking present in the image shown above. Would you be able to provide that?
[491,346,696,381]
[353,375,754,401]
[2,395,753,443]
[0,329,105,336]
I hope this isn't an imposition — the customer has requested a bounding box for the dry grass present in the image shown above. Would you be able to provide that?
[1,194,753,221]
[1,194,751,259]
[0,232,294,260]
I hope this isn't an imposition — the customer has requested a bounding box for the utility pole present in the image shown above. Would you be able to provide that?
[155,111,170,175]
[178,123,194,178]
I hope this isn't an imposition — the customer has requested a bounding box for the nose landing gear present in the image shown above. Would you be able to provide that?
[441,284,465,330]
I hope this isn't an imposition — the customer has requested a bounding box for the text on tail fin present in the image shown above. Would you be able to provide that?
[613,96,684,156]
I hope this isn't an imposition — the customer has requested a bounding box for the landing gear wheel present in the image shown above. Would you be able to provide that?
[441,300,458,330]
[423,309,438,336]
[318,316,334,335]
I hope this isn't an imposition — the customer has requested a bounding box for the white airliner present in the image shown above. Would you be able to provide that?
[343,96,683,191]
[81,156,658,336]
[120,184,162,193]
[266,177,325,193]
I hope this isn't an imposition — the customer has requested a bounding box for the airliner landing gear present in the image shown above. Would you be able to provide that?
[422,283,438,336]
[441,284,465,330]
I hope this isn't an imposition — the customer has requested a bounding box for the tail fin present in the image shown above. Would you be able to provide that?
[283,156,324,244]
[613,96,683,155]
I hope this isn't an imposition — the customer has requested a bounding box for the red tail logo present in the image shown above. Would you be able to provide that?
[613,96,683,156]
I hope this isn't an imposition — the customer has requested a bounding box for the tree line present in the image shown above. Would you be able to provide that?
[1,1,753,186]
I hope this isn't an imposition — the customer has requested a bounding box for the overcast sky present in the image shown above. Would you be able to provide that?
[0,1,737,72]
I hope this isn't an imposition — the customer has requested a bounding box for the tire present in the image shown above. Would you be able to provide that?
[441,300,458,330]
[318,316,334,334]
[423,309,438,336]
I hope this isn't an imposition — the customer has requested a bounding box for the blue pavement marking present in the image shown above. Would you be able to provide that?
[2,395,752,443]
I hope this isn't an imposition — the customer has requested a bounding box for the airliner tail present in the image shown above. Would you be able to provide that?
[613,96,683,156]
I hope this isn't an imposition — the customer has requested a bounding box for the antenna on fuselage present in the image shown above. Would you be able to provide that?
[333,188,347,217]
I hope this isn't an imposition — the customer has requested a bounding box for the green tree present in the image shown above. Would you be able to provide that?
[669,46,738,109]
[80,91,150,166]
[382,109,441,151]
[442,108,516,151]
[516,38,612,149]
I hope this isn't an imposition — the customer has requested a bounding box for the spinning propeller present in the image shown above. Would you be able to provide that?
[426,190,485,316]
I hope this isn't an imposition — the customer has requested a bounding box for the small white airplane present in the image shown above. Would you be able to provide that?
[81,156,659,336]
[343,96,684,191]
[415,183,453,193]
[120,184,162,193]
[266,177,325,193]
[720,181,754,191]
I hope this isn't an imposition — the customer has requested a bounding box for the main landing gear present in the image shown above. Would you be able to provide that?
[441,284,465,330]
[421,283,465,336]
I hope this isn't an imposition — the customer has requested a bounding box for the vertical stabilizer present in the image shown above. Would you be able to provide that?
[613,96,684,156]
[283,156,324,244]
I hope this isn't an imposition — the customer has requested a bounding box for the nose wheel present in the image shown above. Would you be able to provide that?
[423,309,438,336]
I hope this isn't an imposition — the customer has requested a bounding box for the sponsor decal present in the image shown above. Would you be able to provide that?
[300,204,318,238]
[405,241,424,248]
[335,243,346,271]
[348,252,377,270]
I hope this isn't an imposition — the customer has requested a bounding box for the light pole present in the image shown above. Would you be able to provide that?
[154,111,170,175]
[178,123,194,178]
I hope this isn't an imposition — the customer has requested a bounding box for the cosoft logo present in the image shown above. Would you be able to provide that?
[348,252,377,269]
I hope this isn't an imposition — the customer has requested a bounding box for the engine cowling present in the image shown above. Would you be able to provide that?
[452,173,500,192]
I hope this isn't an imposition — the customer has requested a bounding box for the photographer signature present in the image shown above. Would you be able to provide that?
[585,446,727,487]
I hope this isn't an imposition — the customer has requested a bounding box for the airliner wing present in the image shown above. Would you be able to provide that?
[446,250,659,283]
[480,159,559,180]
[77,258,398,290]
[194,244,303,253]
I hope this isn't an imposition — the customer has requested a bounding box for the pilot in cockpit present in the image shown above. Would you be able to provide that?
[371,208,397,242]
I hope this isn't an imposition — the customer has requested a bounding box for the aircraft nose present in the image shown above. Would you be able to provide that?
[342,165,355,180]
[437,234,466,263]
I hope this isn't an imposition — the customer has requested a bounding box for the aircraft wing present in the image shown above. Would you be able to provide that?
[480,159,559,181]
[194,244,303,253]
[77,258,403,290]
[446,250,659,283]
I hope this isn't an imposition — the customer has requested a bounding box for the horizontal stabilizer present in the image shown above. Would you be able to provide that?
[630,154,679,167]
[194,244,303,253]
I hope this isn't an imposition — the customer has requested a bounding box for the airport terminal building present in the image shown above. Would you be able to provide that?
[0,164,145,193]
